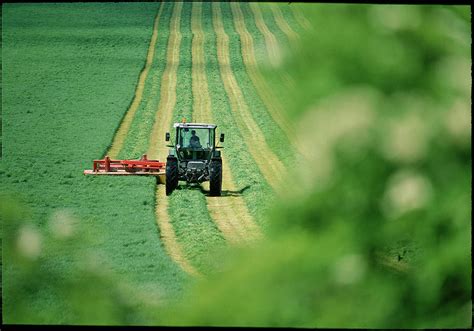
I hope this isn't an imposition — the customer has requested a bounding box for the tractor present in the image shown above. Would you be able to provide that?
[165,122,224,196]
[84,120,224,196]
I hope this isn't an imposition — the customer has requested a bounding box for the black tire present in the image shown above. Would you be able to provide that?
[209,158,222,196]
[166,156,178,196]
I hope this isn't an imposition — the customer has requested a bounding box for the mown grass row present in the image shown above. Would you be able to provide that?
[237,3,299,148]
[276,3,306,36]
[202,3,274,224]
[147,2,205,277]
[255,3,292,60]
[103,2,215,276]
[242,3,298,122]
[294,4,316,32]
[135,1,300,275]
[92,3,194,295]
[111,2,225,276]
[191,2,263,248]
[117,3,172,159]
[221,2,295,169]
[1,3,189,323]
[249,3,282,66]
[269,4,300,45]
[131,0,294,276]
[253,3,303,122]
[161,2,309,274]
[166,2,227,275]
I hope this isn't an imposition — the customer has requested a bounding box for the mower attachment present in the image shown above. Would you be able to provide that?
[84,154,165,177]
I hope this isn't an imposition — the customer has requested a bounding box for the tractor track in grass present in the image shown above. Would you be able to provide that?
[270,4,300,45]
[229,3,308,160]
[145,2,201,277]
[213,2,285,193]
[191,2,262,245]
[107,4,163,159]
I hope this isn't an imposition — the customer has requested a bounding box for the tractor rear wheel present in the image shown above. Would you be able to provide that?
[166,156,178,196]
[209,158,222,196]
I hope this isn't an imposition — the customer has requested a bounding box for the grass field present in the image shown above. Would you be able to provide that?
[1,2,470,328]
[1,1,304,324]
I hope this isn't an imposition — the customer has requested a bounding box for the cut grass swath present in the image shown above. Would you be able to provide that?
[123,3,174,159]
[290,4,313,32]
[147,2,182,161]
[144,2,202,277]
[164,2,225,275]
[270,3,300,45]
[191,2,212,122]
[107,4,164,159]
[191,2,263,245]
[251,3,300,106]
[202,2,274,226]
[249,2,281,68]
[228,3,307,161]
[248,3,296,91]
[274,3,307,39]
[212,2,285,193]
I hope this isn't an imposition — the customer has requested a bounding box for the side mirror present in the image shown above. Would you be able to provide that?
[220,133,225,143]
[165,132,170,141]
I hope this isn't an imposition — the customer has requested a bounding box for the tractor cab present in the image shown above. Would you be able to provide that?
[175,124,215,161]
[165,122,224,196]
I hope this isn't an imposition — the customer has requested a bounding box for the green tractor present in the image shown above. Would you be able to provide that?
[165,122,224,196]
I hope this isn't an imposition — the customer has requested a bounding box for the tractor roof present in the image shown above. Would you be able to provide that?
[174,122,216,129]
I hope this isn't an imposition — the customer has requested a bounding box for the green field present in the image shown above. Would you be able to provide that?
[1,2,471,328]
[1,1,301,324]
[1,2,189,324]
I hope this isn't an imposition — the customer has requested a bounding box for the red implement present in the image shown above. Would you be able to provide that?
[84,154,166,177]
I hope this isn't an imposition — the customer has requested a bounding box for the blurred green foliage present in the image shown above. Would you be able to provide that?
[162,3,471,328]
[1,195,173,325]
[1,2,471,328]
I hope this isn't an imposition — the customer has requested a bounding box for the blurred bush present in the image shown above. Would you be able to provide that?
[1,195,166,325]
[162,4,471,328]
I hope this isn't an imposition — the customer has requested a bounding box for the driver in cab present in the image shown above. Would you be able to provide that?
[189,130,201,148]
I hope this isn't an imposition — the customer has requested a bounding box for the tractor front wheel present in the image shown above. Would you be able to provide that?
[166,156,178,196]
[209,158,222,196]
